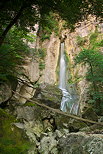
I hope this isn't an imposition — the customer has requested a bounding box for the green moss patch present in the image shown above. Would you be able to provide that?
[0,108,31,154]
[24,101,36,107]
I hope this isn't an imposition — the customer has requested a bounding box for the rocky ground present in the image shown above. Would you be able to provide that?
[0,84,103,154]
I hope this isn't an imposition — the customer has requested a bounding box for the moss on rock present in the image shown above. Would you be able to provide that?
[35,85,62,108]
[0,108,32,154]
[82,107,98,123]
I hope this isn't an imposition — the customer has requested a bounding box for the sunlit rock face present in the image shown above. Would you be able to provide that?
[16,16,103,109]
[39,33,60,84]
[64,16,103,112]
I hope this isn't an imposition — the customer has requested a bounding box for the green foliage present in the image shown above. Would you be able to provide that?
[0,108,31,154]
[38,48,46,60]
[75,31,103,114]
[39,62,45,70]
[0,26,35,81]
[76,36,87,46]
[34,48,46,71]
[0,0,103,31]
[40,12,59,41]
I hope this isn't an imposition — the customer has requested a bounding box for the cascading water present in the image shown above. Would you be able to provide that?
[59,42,79,114]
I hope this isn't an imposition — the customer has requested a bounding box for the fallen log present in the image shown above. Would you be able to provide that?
[12,91,103,126]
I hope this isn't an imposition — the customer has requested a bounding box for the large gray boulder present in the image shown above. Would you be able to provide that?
[58,132,103,154]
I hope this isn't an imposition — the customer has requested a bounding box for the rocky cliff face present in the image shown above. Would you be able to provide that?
[39,33,60,84]
[15,16,103,112]
[61,16,103,112]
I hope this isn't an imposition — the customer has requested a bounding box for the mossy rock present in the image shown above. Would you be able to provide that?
[82,107,98,123]
[59,132,103,154]
[0,108,33,154]
[36,85,62,109]
[80,124,103,134]
[68,119,87,132]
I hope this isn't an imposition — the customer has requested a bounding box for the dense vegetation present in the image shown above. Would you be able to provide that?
[75,31,103,114]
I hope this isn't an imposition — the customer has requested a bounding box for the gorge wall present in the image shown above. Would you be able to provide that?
[17,16,103,112]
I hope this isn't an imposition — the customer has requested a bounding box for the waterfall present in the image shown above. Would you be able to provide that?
[59,43,66,90]
[59,42,78,114]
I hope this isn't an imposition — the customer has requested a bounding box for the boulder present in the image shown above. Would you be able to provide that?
[58,132,103,154]
[38,132,58,154]
[35,84,62,109]
[0,108,33,154]
[68,119,87,132]
[82,107,98,123]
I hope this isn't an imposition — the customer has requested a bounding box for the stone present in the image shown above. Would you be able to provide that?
[98,116,103,122]
[35,84,62,109]
[82,107,98,123]
[38,133,58,154]
[16,106,35,121]
[0,83,12,105]
[55,130,63,138]
[13,122,24,129]
[68,119,87,132]
[80,124,103,134]
[58,132,103,154]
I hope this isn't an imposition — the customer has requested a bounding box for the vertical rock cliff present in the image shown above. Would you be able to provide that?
[16,16,103,113]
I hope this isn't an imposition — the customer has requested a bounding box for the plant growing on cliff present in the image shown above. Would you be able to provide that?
[75,32,103,114]
[39,12,59,41]
[76,36,87,47]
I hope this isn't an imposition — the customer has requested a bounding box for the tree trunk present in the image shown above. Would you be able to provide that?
[0,5,25,46]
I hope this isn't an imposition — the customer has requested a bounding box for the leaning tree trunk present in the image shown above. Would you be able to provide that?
[0,6,25,46]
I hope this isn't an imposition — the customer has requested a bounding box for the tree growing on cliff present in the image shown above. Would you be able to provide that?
[75,32,103,114]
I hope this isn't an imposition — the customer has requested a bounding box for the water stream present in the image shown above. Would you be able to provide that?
[59,42,79,114]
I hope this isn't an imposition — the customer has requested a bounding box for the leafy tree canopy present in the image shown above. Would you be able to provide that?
[0,0,103,45]
[0,26,35,82]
